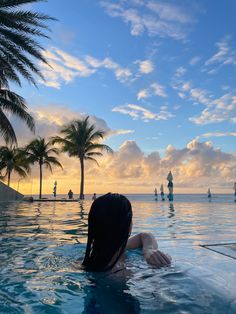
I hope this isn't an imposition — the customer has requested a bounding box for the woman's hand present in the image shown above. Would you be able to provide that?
[143,249,171,268]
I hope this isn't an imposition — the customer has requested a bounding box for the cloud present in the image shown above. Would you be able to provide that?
[93,139,236,192]
[190,88,211,105]
[189,93,236,125]
[175,66,187,77]
[137,82,167,99]
[112,103,174,122]
[137,60,154,74]
[146,1,192,23]
[85,55,132,82]
[137,89,149,100]
[182,82,191,91]
[204,37,236,73]
[100,0,197,40]
[173,79,236,125]
[151,83,167,97]
[108,129,135,137]
[205,37,230,66]
[189,56,201,65]
[4,104,134,149]
[39,47,133,88]
[196,132,236,140]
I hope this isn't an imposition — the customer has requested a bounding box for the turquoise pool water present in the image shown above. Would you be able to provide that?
[0,196,236,313]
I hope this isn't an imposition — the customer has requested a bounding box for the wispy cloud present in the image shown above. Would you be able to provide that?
[137,82,167,99]
[175,66,187,77]
[189,56,201,65]
[203,37,236,73]
[137,59,154,74]
[173,80,236,125]
[189,93,236,125]
[40,47,133,88]
[190,88,211,105]
[112,103,174,122]
[100,0,197,40]
[137,89,149,100]
[151,83,167,97]
[85,55,132,82]
[108,129,135,137]
[196,132,236,140]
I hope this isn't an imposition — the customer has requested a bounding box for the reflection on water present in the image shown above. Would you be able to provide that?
[0,198,236,313]
[168,203,175,219]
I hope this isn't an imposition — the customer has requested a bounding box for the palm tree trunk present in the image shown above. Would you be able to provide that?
[79,157,84,200]
[39,163,42,199]
[7,171,11,186]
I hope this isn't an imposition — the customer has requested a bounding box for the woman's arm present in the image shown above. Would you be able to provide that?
[126,232,171,267]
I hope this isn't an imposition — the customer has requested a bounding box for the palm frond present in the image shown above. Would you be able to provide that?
[86,152,103,157]
[45,156,63,168]
[0,145,29,182]
[0,0,56,85]
[0,1,45,10]
[26,137,62,173]
[0,91,35,132]
[0,108,17,143]
[85,143,113,154]
[85,156,100,167]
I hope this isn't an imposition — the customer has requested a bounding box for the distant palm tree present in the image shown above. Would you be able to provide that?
[0,145,29,186]
[51,116,113,199]
[25,137,62,199]
[0,0,56,86]
[0,85,35,144]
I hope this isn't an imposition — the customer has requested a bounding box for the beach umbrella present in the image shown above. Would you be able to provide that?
[53,181,57,197]
[167,171,174,201]
[160,184,165,201]
[167,171,173,182]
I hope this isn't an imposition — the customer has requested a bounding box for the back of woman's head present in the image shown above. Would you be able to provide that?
[82,193,132,272]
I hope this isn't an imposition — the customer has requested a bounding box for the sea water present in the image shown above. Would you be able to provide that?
[0,195,236,313]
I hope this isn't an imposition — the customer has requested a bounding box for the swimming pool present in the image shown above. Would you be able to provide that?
[0,197,236,313]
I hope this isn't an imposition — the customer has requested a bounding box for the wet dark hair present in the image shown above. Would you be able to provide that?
[82,193,132,272]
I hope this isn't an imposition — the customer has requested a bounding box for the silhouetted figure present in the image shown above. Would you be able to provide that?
[233,182,236,202]
[154,188,158,201]
[207,188,211,199]
[53,181,57,198]
[92,193,97,200]
[68,189,74,199]
[160,184,165,201]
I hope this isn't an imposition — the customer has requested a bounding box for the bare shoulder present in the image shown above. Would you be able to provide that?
[126,233,142,250]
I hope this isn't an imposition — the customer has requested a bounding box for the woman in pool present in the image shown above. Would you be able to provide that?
[82,193,171,273]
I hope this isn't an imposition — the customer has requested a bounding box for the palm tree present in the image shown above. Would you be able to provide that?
[0,145,29,186]
[0,0,56,86]
[51,116,113,199]
[25,137,62,199]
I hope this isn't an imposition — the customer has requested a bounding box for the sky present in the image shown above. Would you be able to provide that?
[6,0,236,195]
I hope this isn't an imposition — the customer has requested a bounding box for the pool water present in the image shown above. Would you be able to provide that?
[0,197,236,313]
